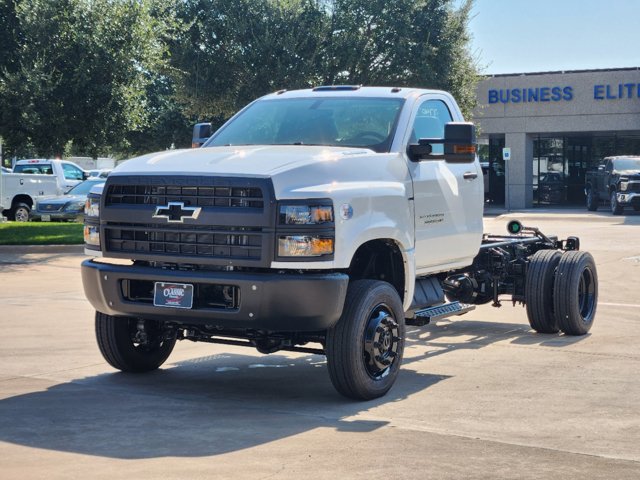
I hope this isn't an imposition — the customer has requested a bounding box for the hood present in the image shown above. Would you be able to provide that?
[112,145,376,177]
[615,170,640,177]
[110,145,410,200]
[38,194,86,205]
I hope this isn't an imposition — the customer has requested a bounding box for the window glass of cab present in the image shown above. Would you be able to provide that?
[14,164,53,174]
[411,99,453,154]
[62,163,84,180]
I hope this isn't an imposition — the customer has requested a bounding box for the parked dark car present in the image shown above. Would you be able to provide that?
[585,156,640,214]
[34,179,105,221]
[537,172,567,204]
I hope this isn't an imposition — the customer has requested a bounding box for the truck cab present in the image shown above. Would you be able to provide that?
[13,159,88,193]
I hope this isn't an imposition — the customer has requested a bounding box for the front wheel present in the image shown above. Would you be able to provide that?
[553,252,598,336]
[610,191,623,215]
[586,189,598,211]
[325,280,405,400]
[95,312,177,372]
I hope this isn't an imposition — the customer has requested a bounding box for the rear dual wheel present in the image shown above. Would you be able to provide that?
[554,251,598,335]
[526,250,597,336]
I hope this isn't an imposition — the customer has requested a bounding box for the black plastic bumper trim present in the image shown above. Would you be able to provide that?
[81,259,348,331]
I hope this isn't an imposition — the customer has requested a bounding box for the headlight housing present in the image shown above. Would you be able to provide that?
[620,182,628,192]
[85,194,101,217]
[84,185,103,252]
[276,200,334,259]
[279,204,333,225]
[65,200,87,212]
[278,236,334,257]
[84,225,100,246]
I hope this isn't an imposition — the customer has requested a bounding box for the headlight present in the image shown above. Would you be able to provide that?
[279,204,333,225]
[85,194,100,217]
[84,225,100,247]
[620,182,628,192]
[278,236,334,257]
[65,201,87,212]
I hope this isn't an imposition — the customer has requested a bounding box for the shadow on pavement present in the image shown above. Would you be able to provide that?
[0,313,587,460]
[0,351,448,460]
[403,317,588,365]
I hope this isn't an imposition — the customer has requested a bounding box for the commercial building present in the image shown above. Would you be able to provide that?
[473,67,640,208]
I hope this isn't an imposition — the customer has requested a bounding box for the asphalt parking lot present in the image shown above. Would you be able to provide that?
[1,210,639,479]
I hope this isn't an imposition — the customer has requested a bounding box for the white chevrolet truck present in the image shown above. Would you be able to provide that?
[81,86,598,400]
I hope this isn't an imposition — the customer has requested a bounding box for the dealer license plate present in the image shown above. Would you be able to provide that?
[153,282,194,309]
[41,214,51,222]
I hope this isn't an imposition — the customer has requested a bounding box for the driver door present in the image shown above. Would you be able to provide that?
[404,95,483,272]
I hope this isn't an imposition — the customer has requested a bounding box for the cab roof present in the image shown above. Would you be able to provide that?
[261,86,448,101]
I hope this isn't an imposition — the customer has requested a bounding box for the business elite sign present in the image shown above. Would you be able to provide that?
[488,83,640,104]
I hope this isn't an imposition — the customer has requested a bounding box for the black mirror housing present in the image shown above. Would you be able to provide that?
[192,122,212,148]
[407,122,476,163]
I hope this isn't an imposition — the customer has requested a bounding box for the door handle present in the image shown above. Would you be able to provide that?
[463,172,478,180]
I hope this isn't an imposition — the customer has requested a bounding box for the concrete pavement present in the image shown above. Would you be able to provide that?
[0,212,639,479]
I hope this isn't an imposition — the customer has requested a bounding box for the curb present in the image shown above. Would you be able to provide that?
[0,244,84,254]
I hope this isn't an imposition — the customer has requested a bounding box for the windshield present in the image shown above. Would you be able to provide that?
[67,180,103,195]
[613,158,640,171]
[206,97,405,153]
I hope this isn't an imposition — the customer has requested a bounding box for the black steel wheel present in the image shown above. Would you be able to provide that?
[325,280,405,400]
[610,191,623,215]
[586,189,598,211]
[553,252,598,336]
[525,249,562,334]
[95,312,177,372]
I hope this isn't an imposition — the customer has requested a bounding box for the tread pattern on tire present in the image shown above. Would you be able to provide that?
[525,249,562,334]
[586,189,598,211]
[553,251,598,336]
[95,311,176,372]
[611,191,623,215]
[325,280,405,400]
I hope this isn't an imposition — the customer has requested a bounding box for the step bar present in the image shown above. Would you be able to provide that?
[407,301,476,326]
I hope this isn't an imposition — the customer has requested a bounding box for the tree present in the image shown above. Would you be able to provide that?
[0,0,179,158]
[322,0,479,117]
[170,0,327,124]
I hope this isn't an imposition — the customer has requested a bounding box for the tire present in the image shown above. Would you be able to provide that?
[586,189,598,211]
[95,311,177,372]
[553,252,598,336]
[610,191,623,215]
[325,280,405,400]
[525,249,561,334]
[11,203,31,222]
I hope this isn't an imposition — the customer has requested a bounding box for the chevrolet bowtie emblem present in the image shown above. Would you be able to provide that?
[152,202,202,223]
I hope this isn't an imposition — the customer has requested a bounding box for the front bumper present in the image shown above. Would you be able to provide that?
[81,259,348,331]
[34,210,83,221]
[616,192,640,207]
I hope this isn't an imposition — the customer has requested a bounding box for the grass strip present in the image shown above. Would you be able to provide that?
[0,222,84,245]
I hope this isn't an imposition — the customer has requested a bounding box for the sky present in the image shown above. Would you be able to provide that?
[468,0,640,75]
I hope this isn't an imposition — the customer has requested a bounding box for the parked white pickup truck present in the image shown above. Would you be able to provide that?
[0,167,60,221]
[13,159,88,192]
[81,86,598,400]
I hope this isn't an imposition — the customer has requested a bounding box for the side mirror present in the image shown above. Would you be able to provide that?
[407,122,476,163]
[83,171,90,180]
[598,164,605,171]
[192,122,212,148]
